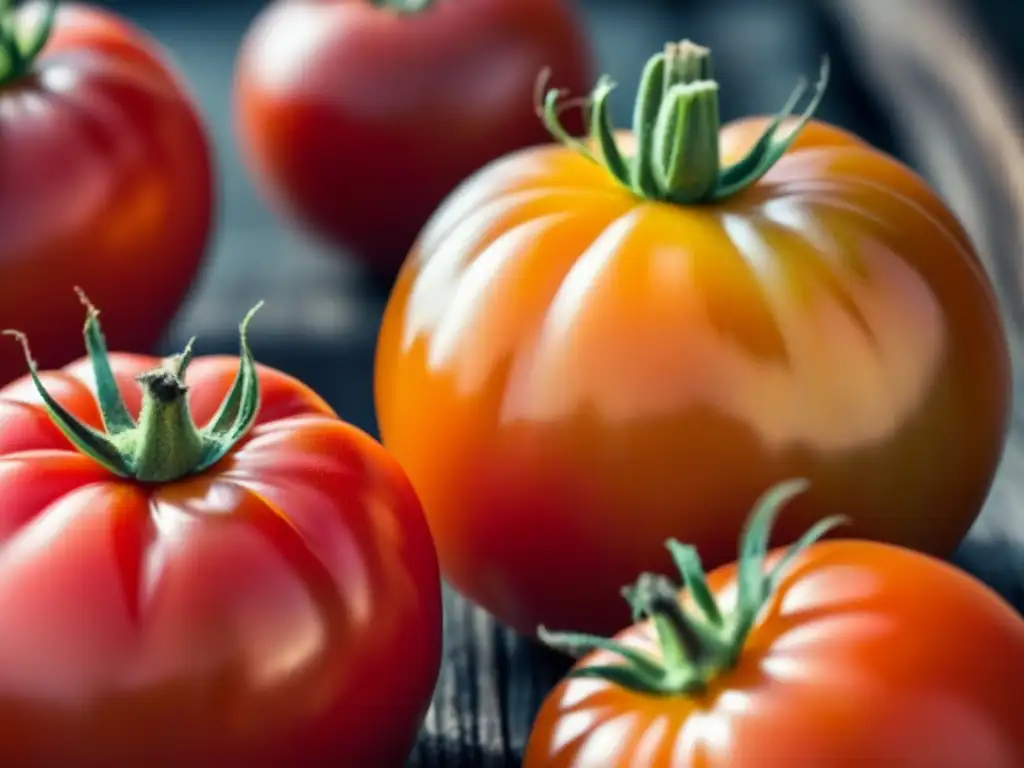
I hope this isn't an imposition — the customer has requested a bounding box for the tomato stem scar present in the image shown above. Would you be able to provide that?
[4,290,266,483]
[538,480,848,696]
[539,39,831,204]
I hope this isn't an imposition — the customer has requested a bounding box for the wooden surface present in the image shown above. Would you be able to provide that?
[119,0,1024,763]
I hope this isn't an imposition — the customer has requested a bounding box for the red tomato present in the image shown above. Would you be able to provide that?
[374,41,1011,636]
[0,296,442,766]
[0,1,213,388]
[526,481,1024,767]
[233,0,592,273]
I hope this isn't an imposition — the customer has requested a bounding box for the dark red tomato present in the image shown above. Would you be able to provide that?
[0,1,212,388]
[233,0,592,274]
[0,297,442,766]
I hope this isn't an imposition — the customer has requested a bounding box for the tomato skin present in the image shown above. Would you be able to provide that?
[524,540,1024,767]
[374,117,1011,637]
[0,3,213,388]
[0,354,442,766]
[233,0,592,273]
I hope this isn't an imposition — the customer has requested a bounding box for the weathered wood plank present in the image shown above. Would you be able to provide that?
[405,591,573,767]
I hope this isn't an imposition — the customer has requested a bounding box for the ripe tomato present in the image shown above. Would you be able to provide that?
[0,295,442,766]
[233,0,592,273]
[0,1,213,388]
[525,481,1024,767]
[374,40,1011,637]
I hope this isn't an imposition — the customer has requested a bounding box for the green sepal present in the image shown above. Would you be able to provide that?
[194,301,263,472]
[538,625,697,696]
[714,58,830,199]
[0,0,57,85]
[562,664,669,696]
[733,480,810,631]
[537,627,665,676]
[14,0,55,62]
[666,539,723,627]
[589,77,631,184]
[540,77,596,162]
[766,512,849,594]
[1,329,132,477]
[76,288,136,436]
[630,50,667,198]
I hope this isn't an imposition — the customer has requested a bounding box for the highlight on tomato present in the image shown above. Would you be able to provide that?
[374,39,1012,637]
[233,0,593,274]
[524,481,1024,767]
[0,0,213,388]
[0,293,442,766]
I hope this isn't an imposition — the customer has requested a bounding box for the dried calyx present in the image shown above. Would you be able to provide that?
[3,289,264,483]
[539,39,830,205]
[538,480,847,695]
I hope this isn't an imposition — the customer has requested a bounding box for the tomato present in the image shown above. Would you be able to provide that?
[0,294,442,766]
[0,1,213,388]
[374,40,1012,637]
[233,0,592,274]
[525,481,1024,767]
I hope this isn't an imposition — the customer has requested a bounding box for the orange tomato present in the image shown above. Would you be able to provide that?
[525,481,1024,767]
[374,40,1011,636]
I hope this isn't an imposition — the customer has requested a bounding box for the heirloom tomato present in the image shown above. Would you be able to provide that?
[234,0,592,274]
[0,1,213,387]
[526,481,1024,768]
[0,294,442,766]
[374,40,1011,637]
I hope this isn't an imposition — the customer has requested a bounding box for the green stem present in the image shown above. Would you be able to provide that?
[109,368,205,483]
[540,38,831,204]
[0,0,57,86]
[3,290,265,484]
[539,480,848,697]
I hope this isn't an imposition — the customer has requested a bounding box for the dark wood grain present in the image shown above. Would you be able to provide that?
[121,0,1024,764]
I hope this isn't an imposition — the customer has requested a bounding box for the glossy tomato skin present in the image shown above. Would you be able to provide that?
[0,3,212,387]
[524,540,1024,767]
[234,0,592,273]
[0,354,442,766]
[374,117,1011,637]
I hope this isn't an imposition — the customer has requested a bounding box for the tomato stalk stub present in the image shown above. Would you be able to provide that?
[3,290,264,482]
